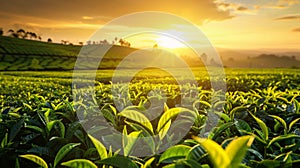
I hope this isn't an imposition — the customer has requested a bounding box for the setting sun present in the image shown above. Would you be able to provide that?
[155,35,186,49]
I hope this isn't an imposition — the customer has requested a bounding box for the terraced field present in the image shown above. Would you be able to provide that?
[0,36,136,70]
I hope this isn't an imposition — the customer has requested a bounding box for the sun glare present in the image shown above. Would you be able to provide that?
[155,36,186,49]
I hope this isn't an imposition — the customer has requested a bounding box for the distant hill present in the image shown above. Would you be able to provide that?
[1,36,300,70]
[0,36,205,70]
[217,48,300,61]
[0,36,136,70]
[222,54,300,68]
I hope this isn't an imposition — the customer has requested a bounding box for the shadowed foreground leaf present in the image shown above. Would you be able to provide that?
[19,154,48,168]
[96,156,139,168]
[54,143,81,168]
[61,159,97,168]
[159,145,192,163]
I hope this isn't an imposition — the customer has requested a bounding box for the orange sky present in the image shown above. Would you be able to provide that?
[0,0,300,50]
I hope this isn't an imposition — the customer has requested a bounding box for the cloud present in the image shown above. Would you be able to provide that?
[215,1,249,14]
[275,14,300,20]
[275,14,300,33]
[278,0,300,5]
[0,0,233,26]
[0,0,237,43]
[244,0,299,10]
[292,27,300,31]
[268,5,288,9]
[267,0,300,9]
[82,16,94,20]
[237,6,248,11]
[254,5,261,10]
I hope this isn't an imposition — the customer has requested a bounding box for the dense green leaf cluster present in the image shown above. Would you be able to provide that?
[1,69,300,167]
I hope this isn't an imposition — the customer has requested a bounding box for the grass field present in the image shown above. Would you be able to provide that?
[1,68,300,167]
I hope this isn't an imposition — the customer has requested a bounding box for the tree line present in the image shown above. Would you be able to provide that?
[0,27,131,47]
[85,37,131,47]
[0,27,55,43]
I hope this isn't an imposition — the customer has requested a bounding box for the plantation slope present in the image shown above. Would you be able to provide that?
[0,36,136,70]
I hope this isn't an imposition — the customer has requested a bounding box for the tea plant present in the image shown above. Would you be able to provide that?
[1,69,300,167]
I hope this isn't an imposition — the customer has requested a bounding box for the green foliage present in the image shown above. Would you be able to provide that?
[19,154,48,168]
[1,69,300,167]
[61,159,98,168]
[157,108,196,134]
[53,143,81,168]
[249,112,269,141]
[88,134,108,160]
[96,156,139,168]
[0,36,136,70]
[159,145,192,163]
[122,126,142,156]
[194,135,254,168]
[118,110,153,134]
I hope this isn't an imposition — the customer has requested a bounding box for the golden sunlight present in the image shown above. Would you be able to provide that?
[155,35,186,49]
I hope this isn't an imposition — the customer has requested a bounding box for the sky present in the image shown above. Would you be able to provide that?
[0,0,300,50]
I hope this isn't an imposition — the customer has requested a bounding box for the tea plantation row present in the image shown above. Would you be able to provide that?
[0,69,300,167]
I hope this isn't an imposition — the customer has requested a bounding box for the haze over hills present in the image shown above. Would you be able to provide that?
[217,48,300,61]
[0,36,300,70]
[217,48,300,68]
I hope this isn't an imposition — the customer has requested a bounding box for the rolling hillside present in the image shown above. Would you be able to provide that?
[222,54,300,68]
[0,36,136,70]
[1,36,300,70]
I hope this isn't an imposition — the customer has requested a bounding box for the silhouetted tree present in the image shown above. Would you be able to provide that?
[0,28,3,36]
[47,38,52,43]
[61,40,69,45]
[25,32,30,39]
[103,39,108,45]
[8,29,18,38]
[119,38,124,46]
[27,32,37,40]
[8,29,14,34]
[78,42,83,46]
[17,29,26,38]
[38,36,42,41]
[118,38,131,47]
